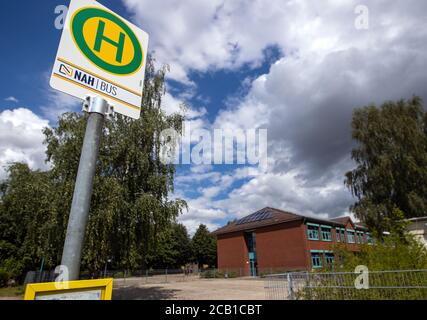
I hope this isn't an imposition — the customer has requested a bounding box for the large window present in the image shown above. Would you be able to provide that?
[321,225,332,241]
[325,253,334,265]
[336,228,345,243]
[307,224,319,240]
[347,230,355,243]
[311,252,322,268]
[310,251,334,268]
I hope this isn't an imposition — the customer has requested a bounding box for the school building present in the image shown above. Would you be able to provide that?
[212,207,372,276]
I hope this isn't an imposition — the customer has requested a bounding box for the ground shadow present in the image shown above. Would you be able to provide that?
[113,286,180,300]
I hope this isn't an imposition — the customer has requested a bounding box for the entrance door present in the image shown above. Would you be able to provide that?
[245,232,257,276]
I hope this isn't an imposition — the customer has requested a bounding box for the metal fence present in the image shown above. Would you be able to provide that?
[24,269,202,286]
[24,267,296,286]
[264,269,427,300]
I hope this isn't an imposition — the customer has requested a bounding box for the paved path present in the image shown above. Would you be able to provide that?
[113,278,267,300]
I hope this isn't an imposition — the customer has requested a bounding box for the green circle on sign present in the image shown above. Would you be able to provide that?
[71,7,143,75]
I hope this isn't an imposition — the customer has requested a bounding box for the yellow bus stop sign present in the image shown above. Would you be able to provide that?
[24,278,113,300]
[50,0,149,119]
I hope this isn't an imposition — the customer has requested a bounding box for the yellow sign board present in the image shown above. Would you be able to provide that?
[50,0,149,120]
[24,278,113,300]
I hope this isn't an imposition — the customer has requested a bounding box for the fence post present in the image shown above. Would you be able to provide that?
[287,273,295,300]
[146,270,148,284]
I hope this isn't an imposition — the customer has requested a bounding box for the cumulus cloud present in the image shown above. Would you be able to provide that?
[0,108,50,179]
[123,0,427,230]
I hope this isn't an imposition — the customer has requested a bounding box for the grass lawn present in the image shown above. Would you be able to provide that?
[0,286,24,298]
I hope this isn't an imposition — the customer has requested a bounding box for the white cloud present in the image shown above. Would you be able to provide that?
[123,0,427,231]
[4,96,19,103]
[0,108,50,179]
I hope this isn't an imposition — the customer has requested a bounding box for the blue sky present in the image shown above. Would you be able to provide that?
[1,0,427,233]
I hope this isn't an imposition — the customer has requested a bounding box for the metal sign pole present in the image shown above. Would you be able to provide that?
[60,96,112,281]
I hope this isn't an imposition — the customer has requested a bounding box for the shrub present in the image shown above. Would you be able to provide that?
[297,232,427,300]
[0,270,9,287]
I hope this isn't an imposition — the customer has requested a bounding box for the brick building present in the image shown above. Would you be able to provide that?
[212,207,371,276]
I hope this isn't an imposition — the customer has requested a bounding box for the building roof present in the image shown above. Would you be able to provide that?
[213,207,367,236]
[330,216,352,225]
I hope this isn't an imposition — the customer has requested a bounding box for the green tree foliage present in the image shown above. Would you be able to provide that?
[334,235,427,272]
[345,96,427,235]
[0,164,56,281]
[146,223,193,268]
[298,232,427,300]
[191,224,217,268]
[0,57,187,282]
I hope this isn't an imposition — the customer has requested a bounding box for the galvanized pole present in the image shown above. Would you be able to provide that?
[60,96,111,281]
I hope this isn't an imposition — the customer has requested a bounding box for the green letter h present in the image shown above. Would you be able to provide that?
[94,20,125,63]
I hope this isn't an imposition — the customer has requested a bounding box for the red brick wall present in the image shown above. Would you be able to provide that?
[255,220,308,271]
[217,231,249,275]
[216,219,366,273]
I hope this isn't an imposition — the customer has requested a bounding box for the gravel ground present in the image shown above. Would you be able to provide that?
[0,278,269,300]
[113,278,267,300]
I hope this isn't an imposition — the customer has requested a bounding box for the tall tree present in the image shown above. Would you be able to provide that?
[171,223,193,267]
[146,223,193,268]
[0,57,187,280]
[191,224,216,268]
[0,163,56,281]
[345,96,427,236]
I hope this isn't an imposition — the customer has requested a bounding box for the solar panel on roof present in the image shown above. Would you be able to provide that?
[235,209,273,225]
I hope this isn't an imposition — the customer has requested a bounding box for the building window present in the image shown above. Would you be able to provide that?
[325,253,334,265]
[336,228,341,242]
[307,224,319,240]
[366,233,373,245]
[311,252,322,268]
[321,226,332,241]
[357,231,364,243]
[336,228,345,243]
[341,229,346,242]
[347,230,355,243]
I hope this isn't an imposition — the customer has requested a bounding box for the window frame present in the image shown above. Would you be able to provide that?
[347,229,356,243]
[320,225,332,241]
[310,251,322,268]
[307,223,319,241]
[325,252,334,265]
[366,232,373,245]
[336,228,346,243]
[357,231,364,244]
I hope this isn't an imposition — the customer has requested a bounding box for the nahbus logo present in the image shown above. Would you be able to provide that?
[71,7,143,76]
